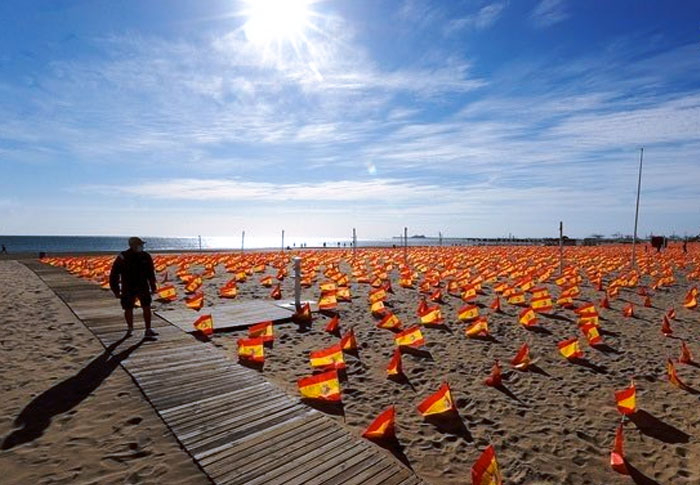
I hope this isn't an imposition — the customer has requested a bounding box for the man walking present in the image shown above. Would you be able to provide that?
[109,237,158,338]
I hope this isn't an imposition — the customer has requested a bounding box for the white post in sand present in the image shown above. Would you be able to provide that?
[198,235,202,252]
[352,228,357,261]
[632,147,644,268]
[403,227,408,263]
[281,229,285,251]
[293,256,302,310]
[241,230,245,254]
[559,221,563,275]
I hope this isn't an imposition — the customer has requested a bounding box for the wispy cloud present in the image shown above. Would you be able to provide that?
[445,2,506,34]
[530,0,568,28]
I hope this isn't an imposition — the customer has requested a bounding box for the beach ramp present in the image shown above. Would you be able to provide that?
[25,260,423,485]
[155,301,295,333]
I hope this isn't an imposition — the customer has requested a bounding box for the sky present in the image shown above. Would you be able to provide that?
[1,0,699,240]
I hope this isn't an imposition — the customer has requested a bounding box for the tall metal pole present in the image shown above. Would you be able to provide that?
[281,229,285,251]
[403,227,408,263]
[559,221,563,275]
[241,230,245,254]
[293,256,302,310]
[439,231,442,247]
[198,235,202,252]
[632,148,644,268]
[352,228,357,261]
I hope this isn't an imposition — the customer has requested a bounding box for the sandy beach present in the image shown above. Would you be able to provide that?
[3,244,699,485]
[0,260,208,485]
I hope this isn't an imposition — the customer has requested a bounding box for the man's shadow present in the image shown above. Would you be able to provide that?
[2,335,144,450]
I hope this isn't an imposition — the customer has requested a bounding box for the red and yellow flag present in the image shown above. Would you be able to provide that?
[270,284,282,300]
[507,291,525,305]
[580,322,602,346]
[318,292,338,311]
[416,298,428,315]
[667,307,676,319]
[531,295,553,313]
[420,305,444,325]
[667,358,686,389]
[310,343,346,370]
[610,422,628,475]
[297,369,341,402]
[324,315,340,333]
[340,328,358,351]
[370,300,387,316]
[237,337,264,363]
[622,303,634,317]
[558,337,583,360]
[661,315,673,336]
[295,302,312,322]
[248,321,274,342]
[465,316,488,338]
[461,285,477,301]
[377,312,402,330]
[362,405,396,440]
[387,348,402,376]
[193,314,214,336]
[260,275,273,287]
[471,444,502,485]
[458,304,479,322]
[417,382,455,416]
[156,285,178,302]
[185,276,203,294]
[511,343,530,370]
[484,360,502,387]
[369,287,386,304]
[185,292,204,311]
[518,307,538,327]
[683,288,698,309]
[336,286,351,301]
[679,341,693,364]
[219,284,237,298]
[614,380,636,415]
[394,326,425,348]
[489,296,501,312]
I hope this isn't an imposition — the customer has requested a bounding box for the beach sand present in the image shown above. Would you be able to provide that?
[187,249,700,485]
[0,260,208,485]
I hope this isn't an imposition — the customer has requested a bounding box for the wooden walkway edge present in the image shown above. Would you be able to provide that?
[25,261,425,485]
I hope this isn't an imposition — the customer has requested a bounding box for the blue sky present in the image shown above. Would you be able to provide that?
[1,0,699,239]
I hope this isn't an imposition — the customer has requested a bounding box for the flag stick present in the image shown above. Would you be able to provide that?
[241,230,245,254]
[632,148,644,268]
[352,228,357,261]
[281,229,285,251]
[403,227,408,263]
[293,256,302,310]
[559,221,563,275]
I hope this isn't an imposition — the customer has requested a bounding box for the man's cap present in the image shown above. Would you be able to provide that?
[128,236,146,246]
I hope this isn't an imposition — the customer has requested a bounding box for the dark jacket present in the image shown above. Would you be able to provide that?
[109,249,156,295]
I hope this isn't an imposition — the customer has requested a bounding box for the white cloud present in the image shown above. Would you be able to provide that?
[445,2,506,34]
[531,0,568,28]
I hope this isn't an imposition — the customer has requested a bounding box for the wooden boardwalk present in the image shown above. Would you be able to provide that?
[26,261,424,485]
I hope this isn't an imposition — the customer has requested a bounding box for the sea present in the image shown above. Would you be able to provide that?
[0,235,508,254]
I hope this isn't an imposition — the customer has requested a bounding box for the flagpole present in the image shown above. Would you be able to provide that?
[352,228,357,261]
[632,148,644,268]
[281,229,285,252]
[403,227,408,264]
[241,230,245,254]
[559,221,563,275]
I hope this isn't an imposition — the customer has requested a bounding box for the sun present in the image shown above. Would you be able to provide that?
[241,0,314,46]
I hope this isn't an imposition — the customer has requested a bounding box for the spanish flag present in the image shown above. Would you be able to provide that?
[420,306,444,325]
[310,343,346,370]
[324,315,340,333]
[610,422,628,475]
[336,286,351,301]
[507,291,525,305]
[370,300,386,317]
[531,286,549,298]
[578,314,599,328]
[237,337,264,363]
[270,284,282,300]
[489,296,501,312]
[416,298,428,316]
[430,289,444,303]
[362,405,396,440]
[193,314,214,336]
[377,312,402,330]
[318,292,338,311]
[614,380,636,415]
[622,303,634,317]
[661,315,673,336]
[297,369,341,402]
[458,304,480,322]
[574,303,597,316]
[465,317,489,338]
[185,292,204,311]
[417,382,455,416]
[531,296,553,313]
[667,358,686,389]
[580,322,602,346]
[295,302,312,322]
[399,277,413,288]
[320,280,337,293]
[395,326,425,348]
[679,341,693,364]
[556,295,574,308]
[471,444,502,485]
[387,348,402,376]
[511,343,530,370]
[484,360,502,387]
[219,284,238,298]
[235,270,247,282]
[156,285,178,302]
[683,288,698,309]
[558,338,583,360]
[340,328,358,351]
[260,275,273,287]
[518,307,538,327]
[667,307,676,319]
[643,295,652,307]
[185,276,203,294]
[461,285,477,301]
[369,288,387,304]
[249,321,274,342]
[600,295,611,309]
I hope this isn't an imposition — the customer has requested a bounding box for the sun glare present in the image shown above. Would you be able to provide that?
[242,0,313,46]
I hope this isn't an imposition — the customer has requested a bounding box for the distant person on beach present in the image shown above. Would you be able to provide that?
[0,244,6,254]
[109,237,158,339]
